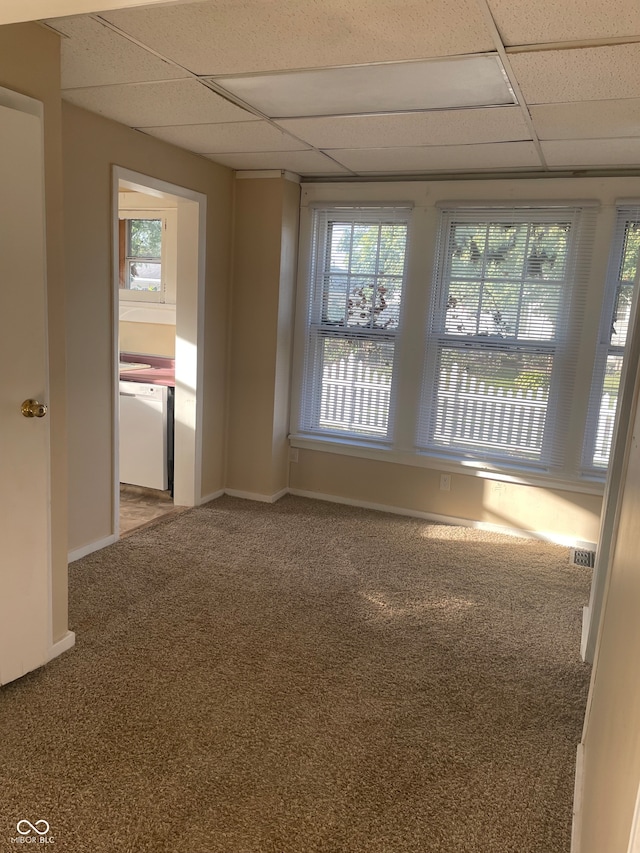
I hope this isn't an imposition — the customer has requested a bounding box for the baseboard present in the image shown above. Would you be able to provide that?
[224,488,289,504]
[47,630,76,663]
[199,489,225,505]
[288,488,595,548]
[571,742,584,853]
[68,534,117,564]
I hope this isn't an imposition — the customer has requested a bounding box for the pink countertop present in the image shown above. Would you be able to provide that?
[119,353,175,387]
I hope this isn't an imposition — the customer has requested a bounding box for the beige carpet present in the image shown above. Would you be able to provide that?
[0,495,591,852]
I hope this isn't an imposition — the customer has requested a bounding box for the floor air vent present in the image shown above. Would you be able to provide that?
[571,548,595,568]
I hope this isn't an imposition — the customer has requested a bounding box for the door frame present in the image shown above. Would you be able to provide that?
[0,85,75,678]
[111,167,207,532]
[581,259,640,663]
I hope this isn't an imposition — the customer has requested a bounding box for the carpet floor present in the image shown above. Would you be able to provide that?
[0,495,591,852]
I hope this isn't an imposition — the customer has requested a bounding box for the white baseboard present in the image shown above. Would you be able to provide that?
[47,630,75,663]
[68,534,117,564]
[224,488,288,504]
[571,742,584,853]
[199,489,225,505]
[288,488,595,548]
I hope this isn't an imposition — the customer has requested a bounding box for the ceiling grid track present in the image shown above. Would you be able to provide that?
[506,34,640,53]
[474,0,549,171]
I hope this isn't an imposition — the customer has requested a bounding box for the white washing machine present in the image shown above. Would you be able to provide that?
[119,380,168,490]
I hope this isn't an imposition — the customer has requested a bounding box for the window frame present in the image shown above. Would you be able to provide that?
[582,205,640,475]
[125,217,162,292]
[119,210,170,305]
[293,204,412,444]
[417,206,586,471]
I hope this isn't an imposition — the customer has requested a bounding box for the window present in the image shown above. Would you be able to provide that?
[417,206,594,470]
[119,215,166,302]
[125,218,162,291]
[297,206,410,441]
[583,205,640,471]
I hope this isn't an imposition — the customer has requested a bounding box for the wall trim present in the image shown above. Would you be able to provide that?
[288,488,597,549]
[225,488,288,504]
[47,630,76,663]
[571,742,585,853]
[199,489,225,505]
[112,166,207,537]
[580,605,591,661]
[68,534,117,564]
[236,170,301,183]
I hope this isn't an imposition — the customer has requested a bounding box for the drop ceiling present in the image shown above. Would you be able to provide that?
[44,0,640,178]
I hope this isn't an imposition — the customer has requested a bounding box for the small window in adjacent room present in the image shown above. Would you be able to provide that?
[583,205,640,473]
[295,206,411,442]
[119,216,164,301]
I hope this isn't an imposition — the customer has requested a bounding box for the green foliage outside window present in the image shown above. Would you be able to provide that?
[128,219,162,258]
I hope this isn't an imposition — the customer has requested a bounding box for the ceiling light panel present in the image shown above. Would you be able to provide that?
[276,107,531,149]
[207,150,351,175]
[62,80,258,129]
[328,142,541,173]
[209,56,516,119]
[542,138,640,167]
[510,44,640,104]
[46,16,187,89]
[530,99,640,140]
[141,121,309,154]
[101,0,494,76]
[487,0,640,46]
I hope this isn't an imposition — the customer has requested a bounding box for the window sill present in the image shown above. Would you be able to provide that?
[288,434,606,496]
[119,302,176,325]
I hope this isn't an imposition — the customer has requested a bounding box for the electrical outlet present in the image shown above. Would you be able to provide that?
[440,474,451,491]
[288,447,299,463]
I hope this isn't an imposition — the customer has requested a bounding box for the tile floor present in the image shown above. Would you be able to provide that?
[119,484,185,537]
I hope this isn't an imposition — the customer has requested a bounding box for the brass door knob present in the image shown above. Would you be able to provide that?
[21,399,48,418]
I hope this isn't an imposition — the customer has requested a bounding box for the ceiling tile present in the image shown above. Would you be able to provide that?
[487,0,640,46]
[276,107,531,149]
[101,0,494,75]
[329,142,541,173]
[542,138,640,167]
[211,57,515,119]
[62,80,258,128]
[531,100,640,140]
[141,121,309,154]
[510,44,640,104]
[207,150,351,175]
[46,15,187,88]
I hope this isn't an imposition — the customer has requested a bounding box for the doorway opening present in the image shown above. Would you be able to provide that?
[112,167,206,538]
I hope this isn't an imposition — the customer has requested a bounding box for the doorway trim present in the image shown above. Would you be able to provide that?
[111,166,207,534]
[581,261,640,664]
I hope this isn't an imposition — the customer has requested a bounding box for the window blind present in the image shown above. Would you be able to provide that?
[417,205,597,471]
[582,204,640,472]
[297,206,411,441]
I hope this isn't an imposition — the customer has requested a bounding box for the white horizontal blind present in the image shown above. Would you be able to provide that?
[583,204,640,472]
[417,206,596,470]
[298,206,410,440]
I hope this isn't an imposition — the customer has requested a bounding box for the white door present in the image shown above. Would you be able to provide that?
[0,93,51,685]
